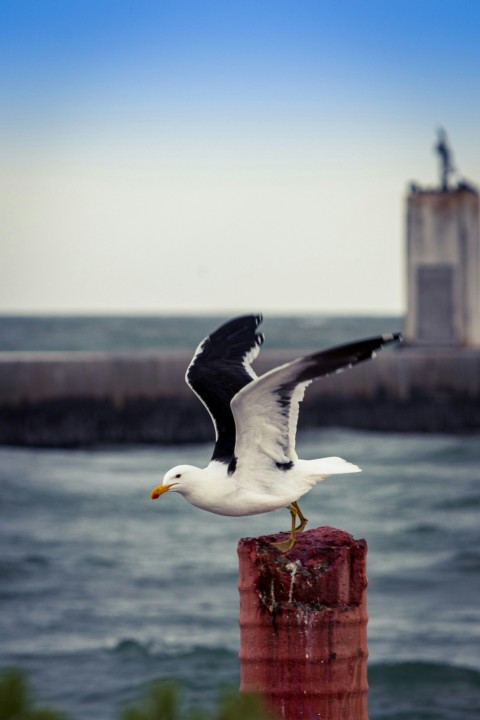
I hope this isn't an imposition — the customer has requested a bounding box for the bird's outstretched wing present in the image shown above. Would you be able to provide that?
[231,333,402,472]
[186,314,264,462]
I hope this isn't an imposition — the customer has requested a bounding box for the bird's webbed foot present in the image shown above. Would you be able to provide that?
[271,535,297,553]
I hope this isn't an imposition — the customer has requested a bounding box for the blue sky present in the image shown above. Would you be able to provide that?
[2,1,480,314]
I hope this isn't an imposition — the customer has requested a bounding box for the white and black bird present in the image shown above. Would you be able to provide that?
[151,315,402,551]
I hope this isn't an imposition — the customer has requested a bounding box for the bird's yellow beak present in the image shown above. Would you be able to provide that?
[150,483,177,500]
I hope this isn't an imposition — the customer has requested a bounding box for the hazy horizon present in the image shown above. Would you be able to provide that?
[0,308,403,318]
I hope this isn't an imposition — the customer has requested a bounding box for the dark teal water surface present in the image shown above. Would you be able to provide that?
[1,315,479,719]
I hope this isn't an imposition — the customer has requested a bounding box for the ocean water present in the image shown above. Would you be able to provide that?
[1,315,480,719]
[0,313,401,352]
[2,431,480,719]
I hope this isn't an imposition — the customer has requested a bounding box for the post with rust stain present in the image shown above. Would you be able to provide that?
[238,526,368,720]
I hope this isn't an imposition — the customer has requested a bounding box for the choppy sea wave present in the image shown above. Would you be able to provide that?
[1,428,480,719]
[369,662,480,720]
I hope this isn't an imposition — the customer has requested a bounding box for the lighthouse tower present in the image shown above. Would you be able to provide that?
[405,131,480,346]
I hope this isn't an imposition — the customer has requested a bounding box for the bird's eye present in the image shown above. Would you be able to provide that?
[175,473,181,479]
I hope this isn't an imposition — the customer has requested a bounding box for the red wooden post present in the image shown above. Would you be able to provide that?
[238,526,368,720]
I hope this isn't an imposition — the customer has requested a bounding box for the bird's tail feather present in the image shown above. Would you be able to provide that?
[306,456,361,476]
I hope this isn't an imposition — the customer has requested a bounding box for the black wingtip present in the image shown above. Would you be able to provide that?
[381,332,403,344]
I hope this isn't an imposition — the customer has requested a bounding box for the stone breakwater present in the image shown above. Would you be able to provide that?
[1,348,479,446]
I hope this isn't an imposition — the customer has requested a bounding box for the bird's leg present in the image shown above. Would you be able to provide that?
[271,502,308,552]
[271,505,297,553]
[291,501,308,532]
[283,502,308,535]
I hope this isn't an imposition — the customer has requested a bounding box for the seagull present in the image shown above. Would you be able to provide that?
[151,315,402,552]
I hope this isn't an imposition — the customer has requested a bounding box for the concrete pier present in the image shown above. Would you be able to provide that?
[1,347,480,446]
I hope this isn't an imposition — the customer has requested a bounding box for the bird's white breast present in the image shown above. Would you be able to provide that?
[181,462,315,517]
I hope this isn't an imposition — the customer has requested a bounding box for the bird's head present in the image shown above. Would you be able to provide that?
[150,465,198,500]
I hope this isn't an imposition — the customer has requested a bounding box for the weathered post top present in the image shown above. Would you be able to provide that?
[238,526,368,720]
